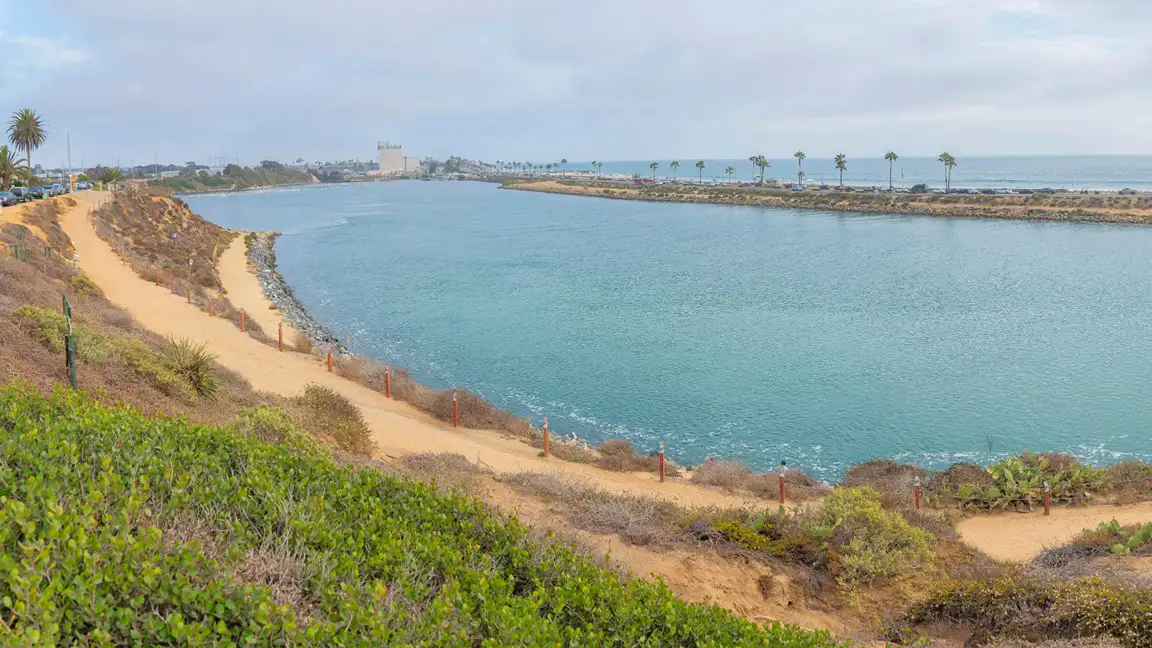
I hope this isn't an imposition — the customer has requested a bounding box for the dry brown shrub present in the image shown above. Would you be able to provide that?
[1104,461,1152,504]
[398,452,490,494]
[841,459,926,509]
[596,439,660,473]
[293,384,376,457]
[294,330,314,355]
[500,472,683,547]
[743,470,830,502]
[1024,451,1082,470]
[692,458,752,489]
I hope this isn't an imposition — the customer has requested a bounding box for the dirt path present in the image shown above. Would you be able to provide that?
[216,234,299,339]
[956,502,1152,562]
[59,191,764,510]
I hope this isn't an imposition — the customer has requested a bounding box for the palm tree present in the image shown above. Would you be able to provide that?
[0,145,28,190]
[834,153,847,189]
[793,151,806,185]
[101,168,123,190]
[561,158,568,175]
[695,160,705,182]
[884,151,899,191]
[725,165,735,184]
[670,160,680,180]
[649,161,659,180]
[7,109,46,175]
[755,155,770,184]
[591,160,599,176]
[748,155,758,182]
[938,152,957,191]
[546,163,553,174]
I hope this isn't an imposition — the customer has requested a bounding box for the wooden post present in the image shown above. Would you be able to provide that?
[778,461,787,505]
[208,297,214,316]
[186,284,191,304]
[154,267,159,283]
[452,391,459,428]
[327,346,333,372]
[543,417,550,457]
[914,476,922,510]
[659,442,666,482]
[240,310,246,332]
[278,322,283,352]
[385,366,391,398]
[1043,481,1051,516]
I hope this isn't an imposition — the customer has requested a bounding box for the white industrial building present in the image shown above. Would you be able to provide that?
[378,141,404,174]
[404,156,422,174]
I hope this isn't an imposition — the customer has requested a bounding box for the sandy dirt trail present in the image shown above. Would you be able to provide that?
[60,191,763,510]
[956,501,1152,562]
[217,237,298,339]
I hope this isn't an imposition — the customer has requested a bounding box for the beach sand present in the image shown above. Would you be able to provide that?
[217,235,300,341]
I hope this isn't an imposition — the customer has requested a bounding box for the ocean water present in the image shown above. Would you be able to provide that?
[539,155,1152,190]
[185,180,1152,479]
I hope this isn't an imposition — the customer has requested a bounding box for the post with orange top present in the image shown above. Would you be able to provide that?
[778,460,787,505]
[1043,481,1051,516]
[327,345,333,372]
[913,476,922,510]
[385,366,391,398]
[240,310,246,332]
[659,442,666,483]
[208,297,214,316]
[452,391,459,428]
[154,267,159,283]
[186,284,191,304]
[278,322,283,351]
[542,417,550,458]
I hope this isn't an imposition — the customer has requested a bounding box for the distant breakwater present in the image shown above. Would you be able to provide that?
[245,231,345,352]
[503,180,1152,226]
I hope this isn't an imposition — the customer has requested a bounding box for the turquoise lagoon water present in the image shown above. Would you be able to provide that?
[185,181,1152,479]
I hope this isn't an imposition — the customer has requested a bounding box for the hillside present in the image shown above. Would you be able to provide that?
[149,163,316,193]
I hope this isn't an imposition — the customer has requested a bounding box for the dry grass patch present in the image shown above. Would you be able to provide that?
[294,330,314,354]
[398,452,491,494]
[293,384,376,457]
[595,439,678,475]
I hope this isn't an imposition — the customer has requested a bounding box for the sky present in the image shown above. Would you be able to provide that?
[2,0,1151,167]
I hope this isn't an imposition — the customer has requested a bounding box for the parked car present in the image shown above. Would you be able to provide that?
[9,187,30,202]
[76,181,91,190]
[28,186,47,199]
[0,192,17,207]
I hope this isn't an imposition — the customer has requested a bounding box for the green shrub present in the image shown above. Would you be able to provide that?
[160,337,221,399]
[12,304,112,364]
[113,337,195,400]
[0,385,842,646]
[895,577,1152,647]
[820,487,935,590]
[71,272,102,296]
[230,405,324,457]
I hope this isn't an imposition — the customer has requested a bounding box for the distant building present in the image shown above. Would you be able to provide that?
[404,157,422,175]
[377,142,404,175]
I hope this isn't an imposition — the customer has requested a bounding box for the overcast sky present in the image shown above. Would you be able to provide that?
[2,0,1151,167]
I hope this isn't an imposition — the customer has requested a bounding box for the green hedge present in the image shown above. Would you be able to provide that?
[0,385,843,646]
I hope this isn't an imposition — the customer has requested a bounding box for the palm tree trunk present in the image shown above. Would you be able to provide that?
[839,169,843,188]
[888,162,893,191]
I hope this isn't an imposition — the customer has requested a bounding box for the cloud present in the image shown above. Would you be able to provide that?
[1,30,87,70]
[9,0,1152,164]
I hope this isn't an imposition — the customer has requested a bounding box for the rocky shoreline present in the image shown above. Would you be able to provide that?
[244,231,345,352]
[504,181,1152,226]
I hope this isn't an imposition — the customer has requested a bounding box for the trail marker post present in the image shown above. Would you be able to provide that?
[453,391,459,428]
[385,366,391,398]
[240,310,246,332]
[63,296,77,390]
[778,461,787,505]
[208,297,214,316]
[1043,481,1051,516]
[278,322,283,352]
[659,443,666,482]
[327,346,333,372]
[543,417,550,457]
[914,476,922,510]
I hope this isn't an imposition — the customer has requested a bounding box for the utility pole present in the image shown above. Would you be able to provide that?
[67,134,73,192]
